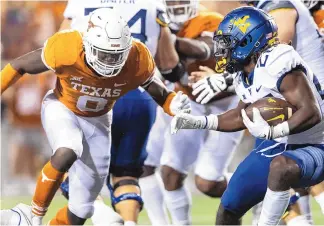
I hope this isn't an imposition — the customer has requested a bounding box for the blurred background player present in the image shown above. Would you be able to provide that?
[57,0,182,225]
[140,1,243,224]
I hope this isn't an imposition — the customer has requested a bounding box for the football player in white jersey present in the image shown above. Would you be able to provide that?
[58,0,183,225]
[190,0,324,224]
[140,1,244,224]
[171,6,324,226]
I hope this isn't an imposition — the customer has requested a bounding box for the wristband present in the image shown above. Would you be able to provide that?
[271,121,290,139]
[1,63,22,93]
[205,114,219,130]
[162,92,176,116]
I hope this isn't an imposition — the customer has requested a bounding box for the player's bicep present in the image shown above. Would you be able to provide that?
[279,70,318,109]
[279,70,321,132]
[11,48,48,75]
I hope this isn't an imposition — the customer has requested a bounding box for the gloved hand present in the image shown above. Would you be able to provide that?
[170,113,218,134]
[192,74,227,104]
[169,91,191,115]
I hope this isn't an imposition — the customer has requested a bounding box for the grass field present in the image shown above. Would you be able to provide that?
[1,194,323,225]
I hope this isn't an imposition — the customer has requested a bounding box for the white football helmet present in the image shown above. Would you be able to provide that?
[83,8,132,77]
[165,0,199,31]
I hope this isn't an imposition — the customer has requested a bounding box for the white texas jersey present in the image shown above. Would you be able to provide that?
[256,0,324,85]
[64,0,165,56]
[234,44,324,144]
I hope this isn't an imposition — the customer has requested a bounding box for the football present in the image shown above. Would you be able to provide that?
[245,97,297,126]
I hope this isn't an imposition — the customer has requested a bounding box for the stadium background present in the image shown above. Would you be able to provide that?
[0,1,322,225]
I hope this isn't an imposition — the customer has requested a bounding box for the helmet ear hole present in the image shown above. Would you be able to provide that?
[239,35,253,47]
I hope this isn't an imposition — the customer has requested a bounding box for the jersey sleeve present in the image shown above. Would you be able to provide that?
[258,0,295,13]
[263,44,305,91]
[41,30,82,72]
[134,41,156,88]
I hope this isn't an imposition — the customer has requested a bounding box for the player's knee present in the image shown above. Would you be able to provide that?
[109,178,143,212]
[161,165,185,191]
[269,156,301,186]
[216,203,242,225]
[51,147,78,172]
[195,175,227,198]
[68,202,94,220]
[140,165,156,178]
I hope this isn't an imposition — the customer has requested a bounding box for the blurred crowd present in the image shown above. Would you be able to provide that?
[1,1,66,195]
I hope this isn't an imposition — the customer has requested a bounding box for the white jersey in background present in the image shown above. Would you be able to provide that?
[256,0,324,84]
[234,44,324,145]
[63,0,165,56]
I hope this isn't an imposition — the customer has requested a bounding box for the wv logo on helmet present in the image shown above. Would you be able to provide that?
[231,15,251,34]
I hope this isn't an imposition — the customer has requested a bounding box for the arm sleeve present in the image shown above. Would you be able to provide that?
[259,0,295,12]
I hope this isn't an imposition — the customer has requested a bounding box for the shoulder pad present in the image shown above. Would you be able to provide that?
[42,30,82,71]
[259,0,295,12]
[265,44,303,78]
[156,10,170,27]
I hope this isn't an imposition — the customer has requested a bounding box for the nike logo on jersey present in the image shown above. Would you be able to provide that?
[114,82,127,87]
[41,170,56,183]
[256,85,262,92]
[267,114,285,122]
[70,76,83,82]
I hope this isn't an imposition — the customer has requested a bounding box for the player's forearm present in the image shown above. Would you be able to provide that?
[175,37,211,60]
[206,101,247,132]
[155,27,179,71]
[217,108,246,132]
[143,76,175,114]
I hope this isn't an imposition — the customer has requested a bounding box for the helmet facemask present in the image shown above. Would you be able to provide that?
[213,34,243,73]
[166,0,198,30]
[84,38,132,77]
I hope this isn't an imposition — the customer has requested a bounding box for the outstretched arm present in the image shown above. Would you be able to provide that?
[171,100,248,134]
[1,48,48,94]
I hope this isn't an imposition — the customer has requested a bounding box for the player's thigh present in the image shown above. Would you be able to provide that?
[145,106,172,167]
[160,102,206,175]
[221,140,284,216]
[111,99,156,177]
[282,145,324,188]
[41,91,83,156]
[195,130,243,181]
[68,112,113,218]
